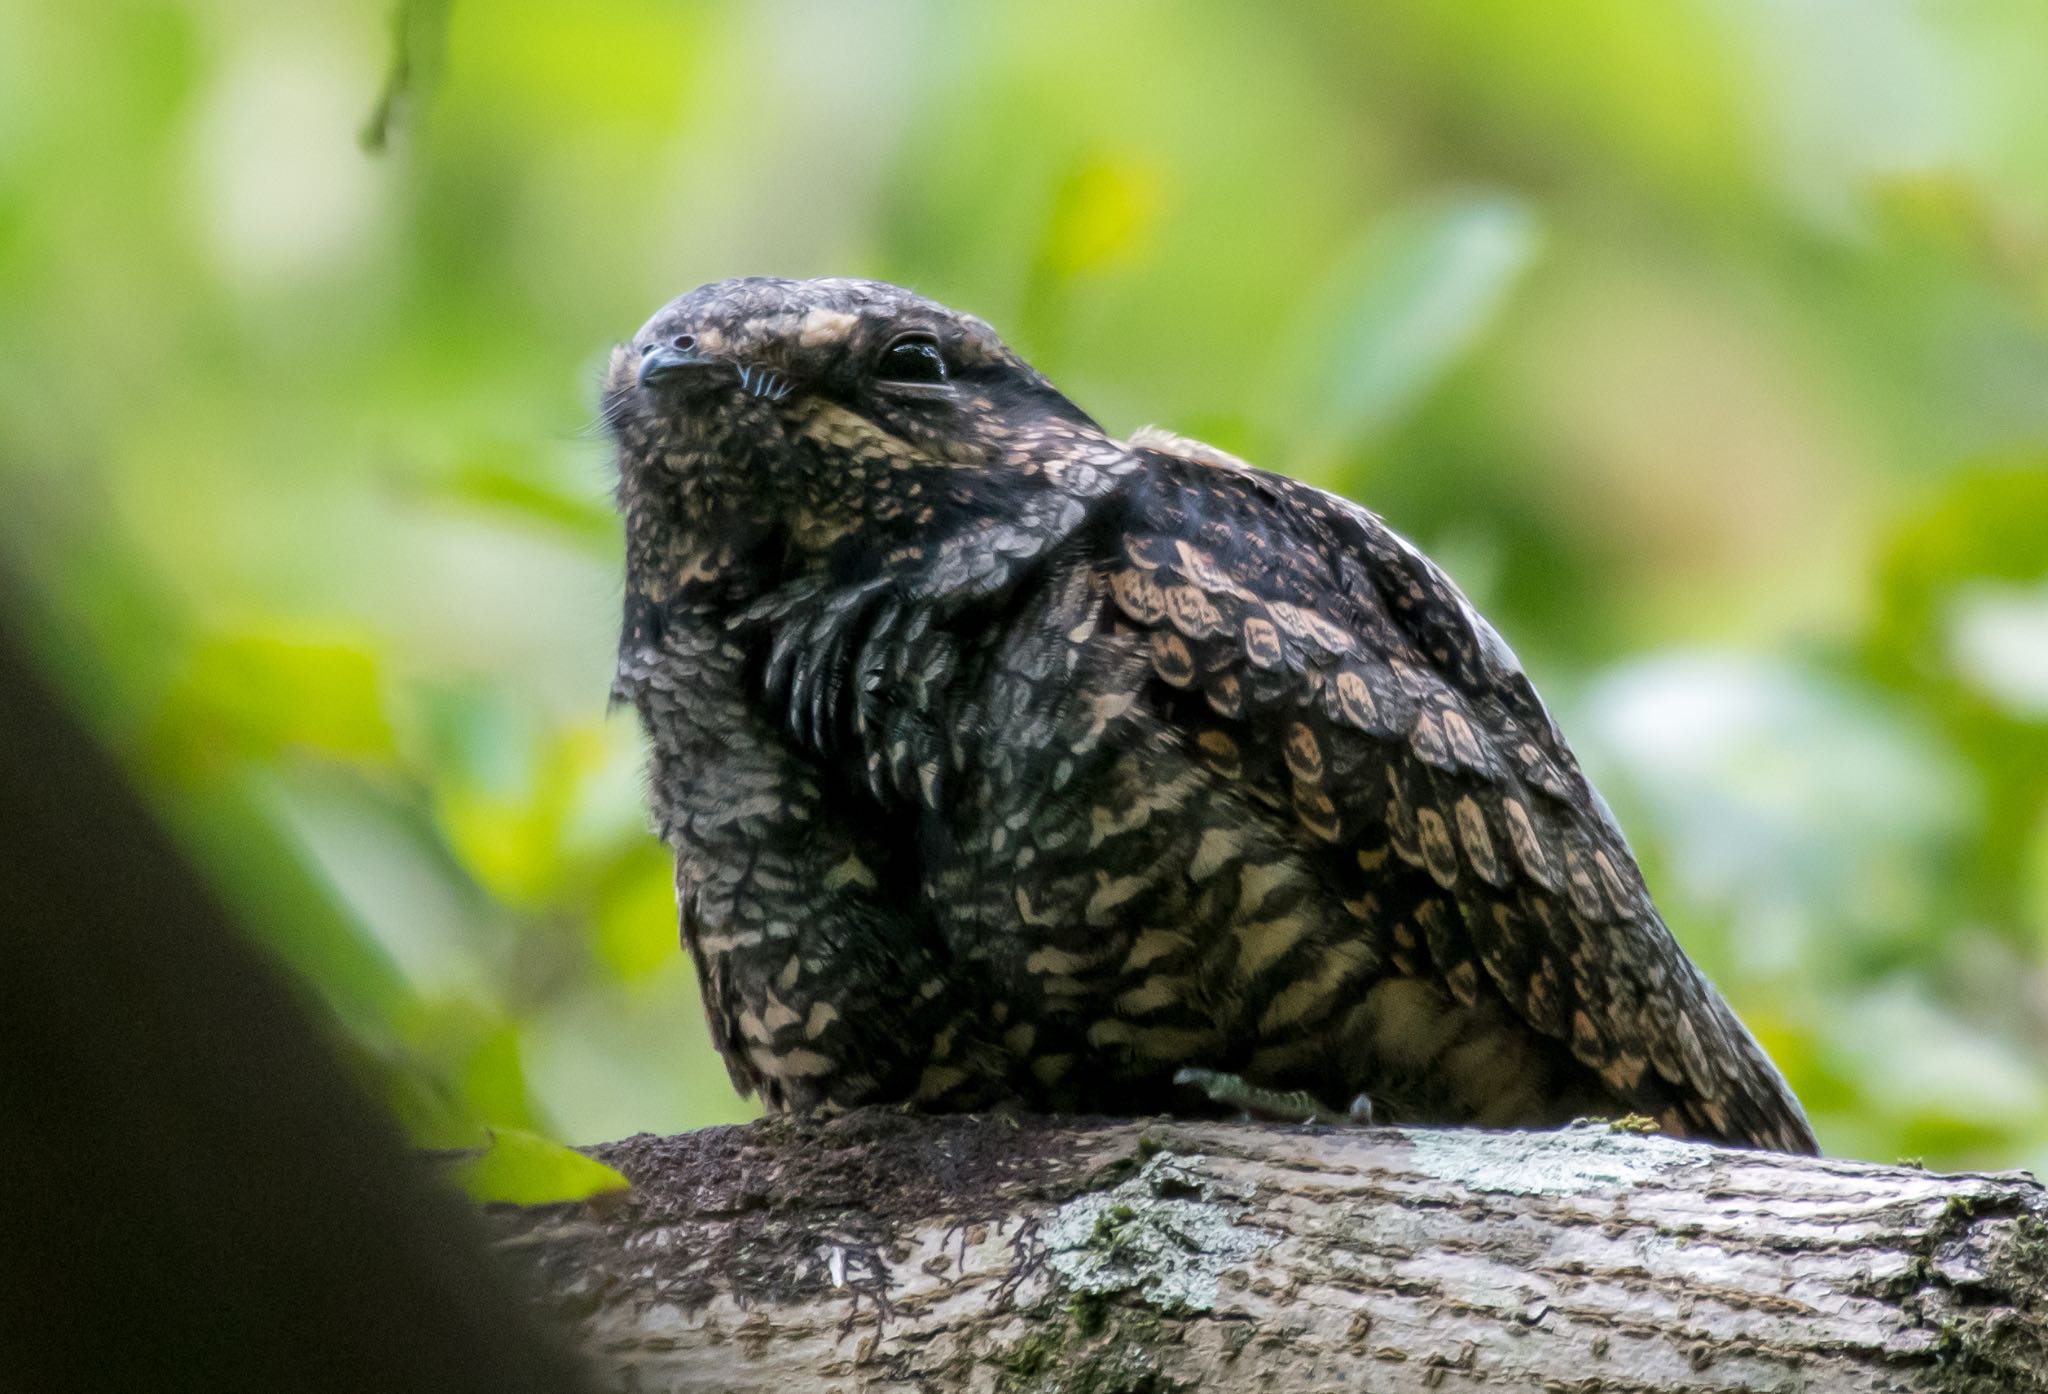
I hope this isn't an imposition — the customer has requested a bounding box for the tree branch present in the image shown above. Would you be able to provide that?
[493,1112,2047,1392]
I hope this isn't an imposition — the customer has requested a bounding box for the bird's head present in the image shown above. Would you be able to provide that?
[609,276,1110,532]
[607,277,1134,646]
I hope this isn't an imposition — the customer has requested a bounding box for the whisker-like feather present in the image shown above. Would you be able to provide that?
[569,385,639,442]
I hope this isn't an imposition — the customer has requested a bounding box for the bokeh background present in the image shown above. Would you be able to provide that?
[3,0,2045,1172]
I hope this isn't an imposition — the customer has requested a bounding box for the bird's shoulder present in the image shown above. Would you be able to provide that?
[1111,425,1582,798]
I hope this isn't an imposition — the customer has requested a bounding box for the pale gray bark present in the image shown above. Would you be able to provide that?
[493,1113,2048,1393]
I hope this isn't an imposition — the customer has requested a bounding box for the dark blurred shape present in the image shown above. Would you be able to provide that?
[0,598,593,1394]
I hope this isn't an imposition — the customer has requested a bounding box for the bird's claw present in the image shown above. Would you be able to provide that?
[1174,1067,1376,1126]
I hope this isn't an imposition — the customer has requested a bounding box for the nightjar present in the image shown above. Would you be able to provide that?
[605,276,1816,1153]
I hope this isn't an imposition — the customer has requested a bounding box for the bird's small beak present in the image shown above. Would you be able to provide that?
[638,342,710,388]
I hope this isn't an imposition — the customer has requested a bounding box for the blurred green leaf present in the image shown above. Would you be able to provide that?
[362,0,454,153]
[1945,580,2048,721]
[1865,171,2048,290]
[2022,804,2048,946]
[1042,156,1165,282]
[159,626,399,771]
[432,723,614,910]
[1274,193,1541,459]
[449,1127,630,1206]
[1864,461,2048,931]
[411,1004,544,1133]
[595,846,679,984]
[431,450,616,549]
[1580,652,1972,967]
[1870,460,2048,683]
[371,996,550,1149]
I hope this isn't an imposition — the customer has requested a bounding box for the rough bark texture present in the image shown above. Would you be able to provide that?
[493,1112,2047,1393]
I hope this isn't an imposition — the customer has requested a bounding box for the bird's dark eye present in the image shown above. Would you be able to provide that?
[876,332,948,386]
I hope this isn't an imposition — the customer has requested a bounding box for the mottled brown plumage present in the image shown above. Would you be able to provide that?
[606,277,1817,1153]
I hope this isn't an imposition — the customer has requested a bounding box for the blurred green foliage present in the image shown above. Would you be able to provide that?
[1,0,2044,1174]
[449,1126,630,1207]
